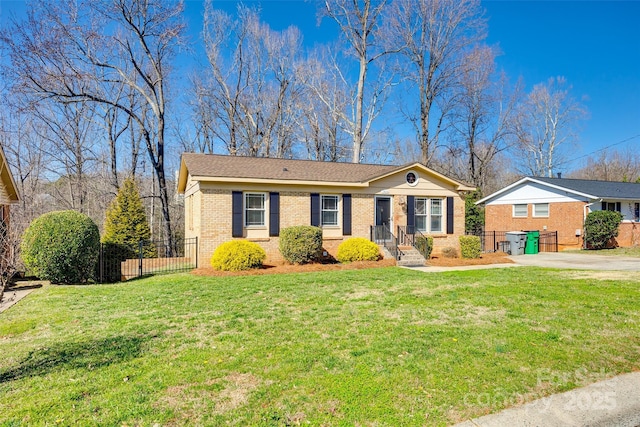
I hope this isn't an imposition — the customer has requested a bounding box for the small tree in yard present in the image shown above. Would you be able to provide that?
[584,210,623,250]
[465,190,485,235]
[103,178,156,257]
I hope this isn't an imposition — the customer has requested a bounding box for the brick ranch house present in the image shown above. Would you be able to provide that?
[177,153,475,266]
[477,176,640,250]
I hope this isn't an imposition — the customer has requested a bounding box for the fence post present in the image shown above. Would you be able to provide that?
[99,243,103,283]
[194,236,198,269]
[138,240,143,278]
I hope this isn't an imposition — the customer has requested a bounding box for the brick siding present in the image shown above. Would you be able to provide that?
[189,188,467,266]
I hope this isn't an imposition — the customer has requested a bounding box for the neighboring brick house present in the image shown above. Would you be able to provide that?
[477,177,640,250]
[177,154,474,265]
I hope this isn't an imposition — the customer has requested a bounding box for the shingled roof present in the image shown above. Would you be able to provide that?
[180,153,399,183]
[477,176,640,205]
[533,177,640,200]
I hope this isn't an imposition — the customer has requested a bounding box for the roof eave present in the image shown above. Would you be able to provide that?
[192,176,370,188]
[476,177,598,205]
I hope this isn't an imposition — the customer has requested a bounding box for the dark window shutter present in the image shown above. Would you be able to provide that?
[446,196,454,234]
[311,193,320,226]
[616,202,621,212]
[407,196,415,233]
[269,192,280,237]
[602,201,607,211]
[343,194,352,235]
[232,191,243,237]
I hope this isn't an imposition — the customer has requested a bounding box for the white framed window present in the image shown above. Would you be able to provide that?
[321,195,339,226]
[513,204,528,217]
[415,197,428,231]
[430,198,443,232]
[245,193,266,227]
[533,203,549,217]
[415,197,443,233]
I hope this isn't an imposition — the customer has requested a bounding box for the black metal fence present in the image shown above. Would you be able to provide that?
[370,225,399,260]
[98,237,198,283]
[539,231,559,253]
[472,231,558,253]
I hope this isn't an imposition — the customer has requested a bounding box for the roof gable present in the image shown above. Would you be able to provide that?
[177,154,474,192]
[477,176,640,205]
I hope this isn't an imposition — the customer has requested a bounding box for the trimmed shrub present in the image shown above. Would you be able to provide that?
[460,235,482,259]
[211,240,266,271]
[584,210,623,249]
[441,247,458,258]
[279,226,323,264]
[336,237,380,263]
[414,235,434,259]
[21,210,100,284]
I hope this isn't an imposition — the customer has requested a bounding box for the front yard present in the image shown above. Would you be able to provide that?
[0,267,638,426]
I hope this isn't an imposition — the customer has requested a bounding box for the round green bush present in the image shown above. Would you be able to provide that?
[279,225,323,264]
[211,240,266,271]
[336,237,380,263]
[21,210,100,284]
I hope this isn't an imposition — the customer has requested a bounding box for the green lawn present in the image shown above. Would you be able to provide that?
[1,267,639,426]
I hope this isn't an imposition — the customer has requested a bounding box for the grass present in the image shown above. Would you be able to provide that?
[0,267,639,426]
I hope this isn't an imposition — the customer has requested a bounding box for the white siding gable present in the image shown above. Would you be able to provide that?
[485,181,589,205]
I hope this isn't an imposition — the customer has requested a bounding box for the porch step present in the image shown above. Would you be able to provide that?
[378,245,426,267]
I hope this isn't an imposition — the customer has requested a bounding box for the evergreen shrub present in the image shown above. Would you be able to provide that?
[103,177,156,257]
[336,237,380,263]
[210,240,266,271]
[584,210,623,249]
[279,226,323,264]
[21,210,100,284]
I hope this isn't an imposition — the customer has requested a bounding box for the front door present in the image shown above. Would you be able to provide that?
[375,197,391,227]
[374,197,392,242]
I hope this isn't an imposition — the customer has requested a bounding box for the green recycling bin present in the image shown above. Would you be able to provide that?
[525,230,540,254]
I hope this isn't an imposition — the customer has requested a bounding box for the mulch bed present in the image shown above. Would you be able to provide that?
[191,252,513,277]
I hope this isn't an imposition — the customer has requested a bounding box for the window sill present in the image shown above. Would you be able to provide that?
[247,237,271,242]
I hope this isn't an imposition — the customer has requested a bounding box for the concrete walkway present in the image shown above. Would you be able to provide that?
[452,371,640,427]
[0,282,45,313]
[405,252,640,273]
[507,252,640,271]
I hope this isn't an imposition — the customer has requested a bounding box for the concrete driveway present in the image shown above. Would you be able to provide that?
[509,252,640,271]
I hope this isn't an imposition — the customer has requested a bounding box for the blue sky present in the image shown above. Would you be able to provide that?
[2,0,639,170]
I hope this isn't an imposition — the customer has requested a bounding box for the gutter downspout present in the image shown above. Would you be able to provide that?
[583,198,602,249]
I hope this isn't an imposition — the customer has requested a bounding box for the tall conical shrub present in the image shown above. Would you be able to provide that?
[103,177,157,257]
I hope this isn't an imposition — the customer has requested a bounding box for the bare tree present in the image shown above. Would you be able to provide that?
[196,3,303,158]
[1,0,185,246]
[450,46,522,190]
[322,0,391,163]
[386,0,486,165]
[514,76,588,177]
[569,148,640,182]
